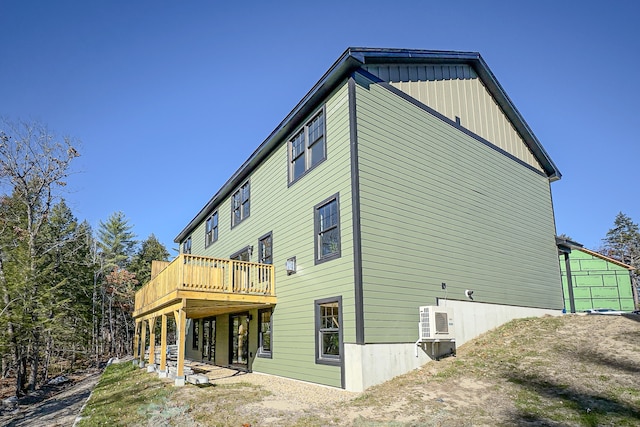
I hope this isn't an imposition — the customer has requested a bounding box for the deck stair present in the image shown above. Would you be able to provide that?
[143,344,178,362]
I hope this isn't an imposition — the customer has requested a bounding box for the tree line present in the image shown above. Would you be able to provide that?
[0,119,169,396]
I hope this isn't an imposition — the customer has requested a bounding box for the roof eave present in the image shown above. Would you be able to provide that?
[174,49,364,243]
[175,47,562,243]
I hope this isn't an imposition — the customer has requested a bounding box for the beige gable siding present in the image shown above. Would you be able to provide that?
[353,72,562,343]
[363,64,543,172]
[185,82,354,387]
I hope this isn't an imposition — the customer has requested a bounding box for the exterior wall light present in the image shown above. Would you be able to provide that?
[286,257,296,275]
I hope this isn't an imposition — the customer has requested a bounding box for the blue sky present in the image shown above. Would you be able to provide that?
[1,1,638,254]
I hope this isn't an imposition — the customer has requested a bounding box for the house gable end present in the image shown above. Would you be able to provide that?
[362,63,544,174]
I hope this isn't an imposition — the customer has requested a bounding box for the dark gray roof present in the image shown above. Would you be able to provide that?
[175,47,561,243]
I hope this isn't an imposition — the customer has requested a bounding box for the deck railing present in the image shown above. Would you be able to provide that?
[134,254,275,314]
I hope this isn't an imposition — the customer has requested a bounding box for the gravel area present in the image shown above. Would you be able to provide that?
[193,363,359,409]
[222,371,357,406]
[175,362,360,425]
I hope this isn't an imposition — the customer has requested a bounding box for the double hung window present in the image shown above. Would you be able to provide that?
[232,181,250,227]
[314,194,340,264]
[258,232,273,265]
[315,297,342,365]
[183,236,192,254]
[205,212,218,247]
[289,109,326,183]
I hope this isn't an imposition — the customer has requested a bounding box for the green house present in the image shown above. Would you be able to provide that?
[557,237,636,313]
[133,48,564,391]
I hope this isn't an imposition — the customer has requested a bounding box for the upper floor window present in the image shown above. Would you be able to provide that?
[205,212,218,247]
[314,194,340,264]
[183,236,192,254]
[289,108,326,184]
[232,181,250,227]
[258,232,273,265]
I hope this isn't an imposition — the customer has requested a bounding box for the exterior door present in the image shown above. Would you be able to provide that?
[230,248,251,291]
[202,317,215,362]
[230,313,249,368]
[230,249,250,262]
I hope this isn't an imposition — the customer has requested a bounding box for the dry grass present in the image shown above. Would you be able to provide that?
[78,314,640,426]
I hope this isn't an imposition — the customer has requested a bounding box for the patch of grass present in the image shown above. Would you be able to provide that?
[287,414,331,427]
[177,380,269,426]
[77,362,172,426]
[351,416,408,426]
[432,364,463,380]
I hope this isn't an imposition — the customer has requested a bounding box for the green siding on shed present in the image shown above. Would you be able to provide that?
[353,72,562,343]
[183,82,354,388]
[560,249,634,312]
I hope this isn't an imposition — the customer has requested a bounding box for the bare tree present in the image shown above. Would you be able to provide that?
[0,118,79,395]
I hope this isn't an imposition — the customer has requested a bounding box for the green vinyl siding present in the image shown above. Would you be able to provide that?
[353,72,562,343]
[560,249,634,312]
[363,64,543,173]
[185,82,353,387]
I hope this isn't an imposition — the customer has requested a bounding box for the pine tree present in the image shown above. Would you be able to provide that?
[602,212,640,309]
[97,212,137,271]
[602,212,640,268]
[38,201,95,377]
[96,212,137,355]
[129,234,170,287]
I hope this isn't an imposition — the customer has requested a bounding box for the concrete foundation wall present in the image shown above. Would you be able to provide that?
[444,300,561,346]
[344,342,431,392]
[344,300,562,392]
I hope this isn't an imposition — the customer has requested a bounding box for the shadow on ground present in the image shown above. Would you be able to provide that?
[504,368,640,426]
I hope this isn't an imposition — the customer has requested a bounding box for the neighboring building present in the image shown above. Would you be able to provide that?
[133,47,564,392]
[557,237,636,312]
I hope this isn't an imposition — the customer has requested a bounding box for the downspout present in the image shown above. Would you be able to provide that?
[564,253,576,313]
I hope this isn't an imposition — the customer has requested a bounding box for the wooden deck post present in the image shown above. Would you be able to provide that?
[159,314,167,377]
[133,321,140,360]
[175,303,187,386]
[139,320,147,367]
[148,317,157,367]
[271,264,275,295]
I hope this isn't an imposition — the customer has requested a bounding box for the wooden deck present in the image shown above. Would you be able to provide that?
[132,255,276,385]
[133,254,276,320]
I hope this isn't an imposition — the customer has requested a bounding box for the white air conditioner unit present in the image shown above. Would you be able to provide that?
[419,306,455,341]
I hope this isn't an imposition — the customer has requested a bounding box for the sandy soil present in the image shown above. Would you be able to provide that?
[175,314,640,426]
